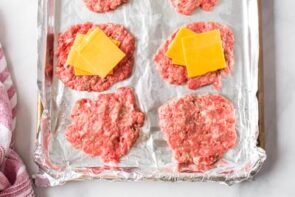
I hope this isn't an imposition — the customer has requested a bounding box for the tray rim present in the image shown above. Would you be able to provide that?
[257,0,265,149]
[35,0,266,186]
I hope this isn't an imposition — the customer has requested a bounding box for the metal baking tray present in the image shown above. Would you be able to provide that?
[34,0,266,187]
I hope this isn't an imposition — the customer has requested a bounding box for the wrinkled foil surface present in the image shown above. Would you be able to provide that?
[34,0,266,187]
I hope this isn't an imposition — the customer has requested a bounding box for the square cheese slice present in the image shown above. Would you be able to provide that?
[165,27,197,66]
[66,29,122,76]
[75,37,120,76]
[66,34,99,75]
[182,30,227,78]
[76,28,126,78]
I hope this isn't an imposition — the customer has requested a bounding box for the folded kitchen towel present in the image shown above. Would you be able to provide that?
[0,44,34,196]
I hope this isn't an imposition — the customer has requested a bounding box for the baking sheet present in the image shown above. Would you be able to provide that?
[34,0,266,186]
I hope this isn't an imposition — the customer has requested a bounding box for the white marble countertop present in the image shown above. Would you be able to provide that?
[0,0,294,196]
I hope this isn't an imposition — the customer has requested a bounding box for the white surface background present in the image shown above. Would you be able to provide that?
[0,0,294,196]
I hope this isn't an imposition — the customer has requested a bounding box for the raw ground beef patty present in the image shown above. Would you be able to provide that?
[170,0,218,15]
[84,0,128,13]
[154,22,234,90]
[56,23,135,92]
[159,94,237,172]
[66,87,145,163]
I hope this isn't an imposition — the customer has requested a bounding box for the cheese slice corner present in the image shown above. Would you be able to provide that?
[74,67,94,76]
[166,27,197,66]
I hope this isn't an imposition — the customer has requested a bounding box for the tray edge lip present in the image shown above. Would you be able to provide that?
[34,0,266,186]
[257,0,265,149]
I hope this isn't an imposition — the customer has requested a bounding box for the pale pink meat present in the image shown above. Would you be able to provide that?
[56,23,135,92]
[159,94,237,172]
[84,0,128,13]
[153,22,234,91]
[66,87,145,163]
[170,0,218,15]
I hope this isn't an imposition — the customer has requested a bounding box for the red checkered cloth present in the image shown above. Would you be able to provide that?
[0,44,35,196]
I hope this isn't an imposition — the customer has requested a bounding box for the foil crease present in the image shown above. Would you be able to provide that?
[34,0,267,186]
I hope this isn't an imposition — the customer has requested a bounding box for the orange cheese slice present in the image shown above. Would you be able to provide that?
[165,27,196,66]
[74,38,121,76]
[74,68,93,76]
[66,34,99,75]
[66,28,123,77]
[75,28,126,78]
[182,30,226,78]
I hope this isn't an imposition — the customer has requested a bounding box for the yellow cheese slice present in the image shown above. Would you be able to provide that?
[66,29,122,76]
[79,29,121,49]
[74,40,121,76]
[76,28,126,78]
[74,68,93,76]
[111,39,121,46]
[66,33,100,75]
[182,30,227,78]
[166,27,197,66]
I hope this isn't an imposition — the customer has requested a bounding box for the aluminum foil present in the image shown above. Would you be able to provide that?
[34,0,266,187]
